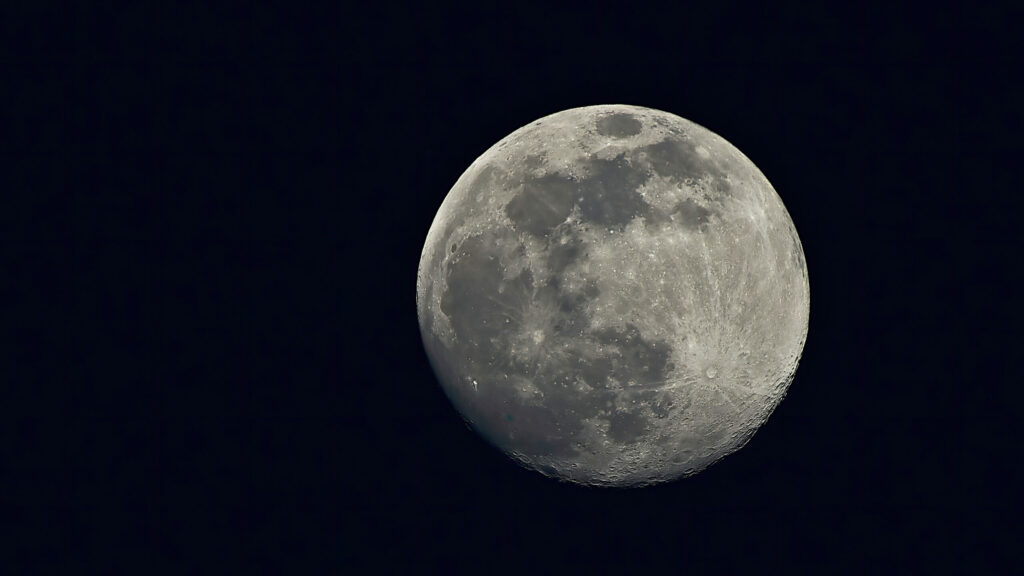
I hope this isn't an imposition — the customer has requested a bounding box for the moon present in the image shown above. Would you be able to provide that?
[416,104,809,486]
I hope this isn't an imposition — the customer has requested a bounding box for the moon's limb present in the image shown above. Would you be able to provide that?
[417,105,809,486]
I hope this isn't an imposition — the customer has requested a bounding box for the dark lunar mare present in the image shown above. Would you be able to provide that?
[595,112,643,138]
[575,153,652,230]
[438,231,584,458]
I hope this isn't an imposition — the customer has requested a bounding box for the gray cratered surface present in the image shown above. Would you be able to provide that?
[417,105,809,486]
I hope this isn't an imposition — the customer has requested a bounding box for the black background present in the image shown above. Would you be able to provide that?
[6,3,1022,573]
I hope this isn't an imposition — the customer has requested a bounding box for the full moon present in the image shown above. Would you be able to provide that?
[417,105,809,486]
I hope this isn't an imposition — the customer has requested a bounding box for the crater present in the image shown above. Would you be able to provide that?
[596,113,643,138]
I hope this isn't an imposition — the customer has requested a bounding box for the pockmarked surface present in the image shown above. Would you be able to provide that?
[417,105,809,486]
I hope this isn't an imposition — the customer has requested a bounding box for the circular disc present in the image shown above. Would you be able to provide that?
[417,104,809,486]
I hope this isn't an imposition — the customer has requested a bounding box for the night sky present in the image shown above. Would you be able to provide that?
[7,3,1021,573]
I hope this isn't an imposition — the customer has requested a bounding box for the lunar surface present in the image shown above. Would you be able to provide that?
[416,105,809,486]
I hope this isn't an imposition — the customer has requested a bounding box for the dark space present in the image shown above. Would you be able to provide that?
[6,3,1022,573]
